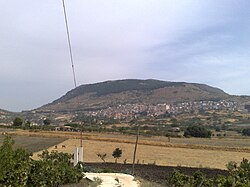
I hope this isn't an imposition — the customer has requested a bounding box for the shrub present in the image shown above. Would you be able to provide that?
[184,125,211,138]
[242,128,250,136]
[13,117,24,126]
[169,158,250,186]
[0,136,31,186]
[28,151,84,186]
[0,136,84,186]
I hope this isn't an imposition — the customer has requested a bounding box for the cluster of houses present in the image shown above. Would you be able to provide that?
[83,100,239,119]
[171,100,238,114]
[0,100,240,128]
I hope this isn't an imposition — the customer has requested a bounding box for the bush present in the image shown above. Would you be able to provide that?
[0,136,31,186]
[184,125,211,138]
[242,128,250,136]
[0,136,84,186]
[169,158,250,186]
[13,117,24,126]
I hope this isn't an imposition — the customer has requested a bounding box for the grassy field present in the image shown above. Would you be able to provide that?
[0,132,66,153]
[4,129,250,169]
[8,129,250,150]
[32,138,250,169]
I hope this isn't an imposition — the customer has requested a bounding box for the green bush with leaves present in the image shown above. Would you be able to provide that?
[28,150,83,186]
[0,136,31,186]
[112,148,122,163]
[242,128,250,136]
[184,125,211,138]
[13,117,24,126]
[169,158,250,187]
[0,136,84,187]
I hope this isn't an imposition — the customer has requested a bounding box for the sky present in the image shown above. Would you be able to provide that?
[1,0,250,112]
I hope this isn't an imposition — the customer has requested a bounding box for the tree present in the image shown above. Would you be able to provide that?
[13,117,24,126]
[25,120,32,128]
[43,118,51,125]
[112,148,122,163]
[242,128,250,136]
[184,125,211,138]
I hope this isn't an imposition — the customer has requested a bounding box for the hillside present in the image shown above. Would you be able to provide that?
[0,109,11,115]
[37,79,240,112]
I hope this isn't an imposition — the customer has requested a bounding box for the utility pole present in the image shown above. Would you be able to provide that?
[132,115,139,175]
[79,122,83,162]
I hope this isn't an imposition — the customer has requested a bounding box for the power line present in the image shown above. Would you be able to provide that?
[62,0,83,152]
[62,0,77,88]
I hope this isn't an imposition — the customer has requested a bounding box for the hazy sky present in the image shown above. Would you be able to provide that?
[1,0,250,112]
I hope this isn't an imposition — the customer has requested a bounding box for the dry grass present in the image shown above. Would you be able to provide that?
[6,129,250,169]
[32,138,250,169]
[10,130,250,153]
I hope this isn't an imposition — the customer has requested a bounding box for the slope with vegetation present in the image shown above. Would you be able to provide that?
[37,79,236,112]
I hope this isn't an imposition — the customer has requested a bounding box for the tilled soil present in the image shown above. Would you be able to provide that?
[85,162,228,184]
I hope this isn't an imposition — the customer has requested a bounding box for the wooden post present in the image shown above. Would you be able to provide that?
[132,116,139,175]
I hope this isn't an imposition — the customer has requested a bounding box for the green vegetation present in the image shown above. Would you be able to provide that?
[184,125,212,138]
[13,117,24,126]
[112,148,122,163]
[0,136,84,186]
[43,118,51,125]
[57,79,185,102]
[169,158,250,186]
[242,128,250,136]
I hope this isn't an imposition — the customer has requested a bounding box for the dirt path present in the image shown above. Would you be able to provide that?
[84,173,139,187]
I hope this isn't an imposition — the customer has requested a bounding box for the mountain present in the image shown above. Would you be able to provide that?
[36,79,249,113]
[0,109,11,115]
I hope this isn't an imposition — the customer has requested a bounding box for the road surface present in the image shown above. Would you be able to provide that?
[84,173,139,187]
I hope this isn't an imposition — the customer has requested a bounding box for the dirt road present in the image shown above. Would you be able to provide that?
[84,173,139,187]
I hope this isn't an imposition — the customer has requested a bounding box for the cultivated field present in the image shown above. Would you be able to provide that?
[20,130,250,169]
[0,129,66,153]
[33,138,250,169]
[2,129,250,169]
[8,129,250,150]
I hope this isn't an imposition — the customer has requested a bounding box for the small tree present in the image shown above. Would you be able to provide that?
[112,148,122,163]
[97,153,107,163]
[25,120,32,128]
[43,118,51,125]
[242,128,250,136]
[13,117,24,126]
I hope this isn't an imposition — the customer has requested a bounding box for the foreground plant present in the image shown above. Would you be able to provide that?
[0,136,84,187]
[169,158,250,187]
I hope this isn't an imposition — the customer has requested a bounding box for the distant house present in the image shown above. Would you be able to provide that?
[55,125,73,131]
